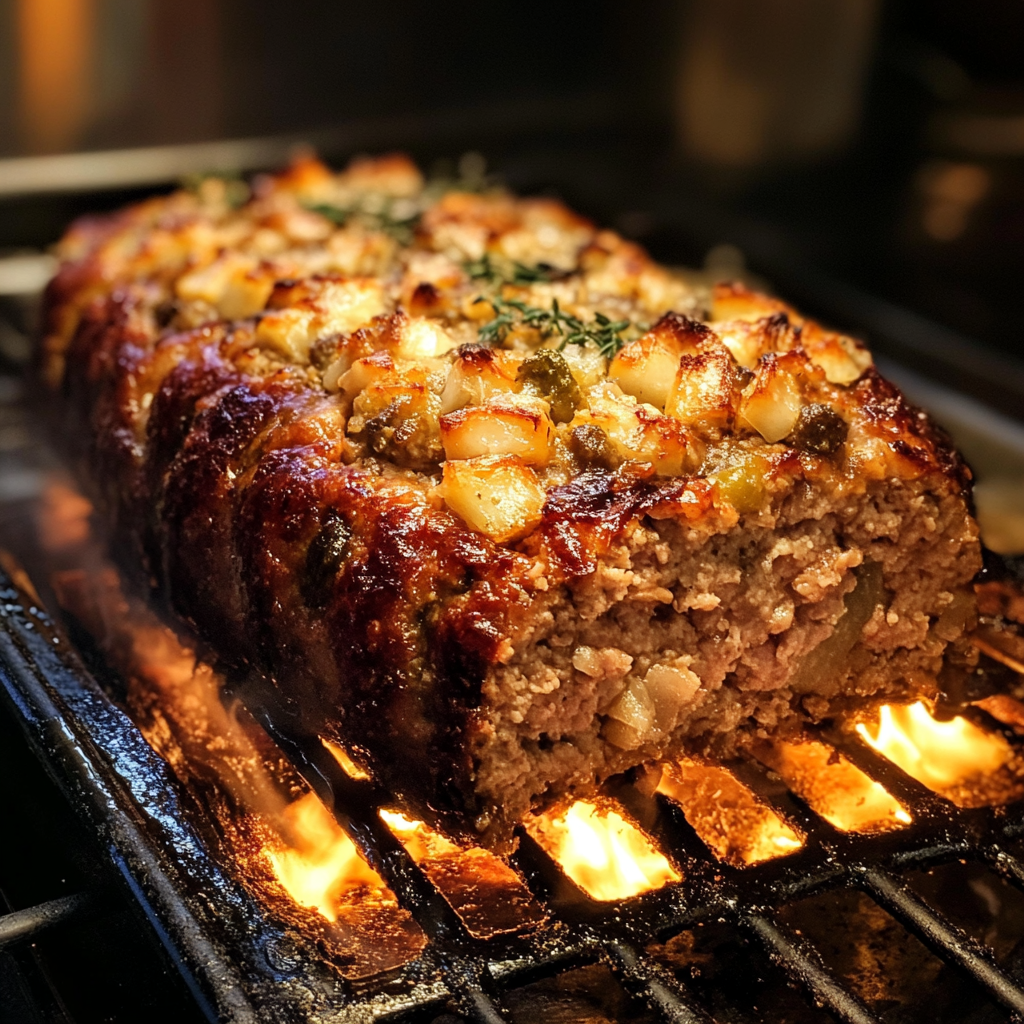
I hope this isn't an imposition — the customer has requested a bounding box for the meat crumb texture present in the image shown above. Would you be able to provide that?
[41,154,981,846]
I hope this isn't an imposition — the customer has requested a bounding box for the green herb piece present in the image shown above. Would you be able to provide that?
[516,349,581,423]
[472,294,633,356]
[464,254,553,285]
[305,199,420,245]
[181,171,250,210]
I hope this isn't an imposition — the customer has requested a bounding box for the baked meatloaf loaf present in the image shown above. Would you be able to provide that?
[40,154,981,845]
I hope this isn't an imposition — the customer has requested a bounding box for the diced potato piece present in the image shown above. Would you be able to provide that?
[317,278,387,336]
[609,338,685,409]
[440,456,546,543]
[395,317,458,361]
[713,314,798,368]
[558,341,607,390]
[574,386,694,475]
[737,354,803,443]
[219,269,275,320]
[256,278,386,362]
[255,307,316,360]
[440,345,519,413]
[176,256,239,305]
[441,397,553,465]
[711,281,789,323]
[713,283,871,384]
[604,678,656,749]
[665,349,737,431]
[801,326,872,385]
[336,350,398,401]
[611,311,728,407]
[643,663,702,734]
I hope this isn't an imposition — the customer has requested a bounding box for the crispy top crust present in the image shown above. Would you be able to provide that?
[40,155,975,832]
[42,153,968,517]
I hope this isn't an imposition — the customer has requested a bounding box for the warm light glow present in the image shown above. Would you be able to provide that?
[322,739,373,781]
[380,808,460,861]
[380,807,546,937]
[17,0,94,153]
[527,799,680,901]
[760,739,911,833]
[40,480,426,976]
[856,702,1012,793]
[265,792,383,922]
[657,759,803,866]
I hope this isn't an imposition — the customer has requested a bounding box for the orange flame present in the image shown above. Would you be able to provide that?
[380,808,460,861]
[761,739,911,833]
[265,792,383,922]
[657,759,803,866]
[322,739,372,781]
[527,799,680,901]
[856,702,1012,796]
[379,808,546,937]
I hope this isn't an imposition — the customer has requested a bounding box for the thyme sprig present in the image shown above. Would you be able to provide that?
[464,253,554,285]
[305,198,420,245]
[304,153,499,246]
[474,294,634,357]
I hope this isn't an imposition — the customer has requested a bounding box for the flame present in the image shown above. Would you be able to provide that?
[379,808,546,937]
[380,808,461,862]
[322,739,373,781]
[657,759,803,866]
[761,739,911,833]
[265,792,383,922]
[527,799,680,901]
[856,702,1012,794]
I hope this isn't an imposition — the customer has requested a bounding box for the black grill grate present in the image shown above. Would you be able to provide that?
[3,562,1024,1024]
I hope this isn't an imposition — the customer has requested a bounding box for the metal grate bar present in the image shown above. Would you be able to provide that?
[0,892,100,951]
[255,708,476,944]
[983,845,1024,891]
[451,986,511,1024]
[820,729,947,814]
[740,913,883,1024]
[860,866,1024,1016]
[605,939,714,1024]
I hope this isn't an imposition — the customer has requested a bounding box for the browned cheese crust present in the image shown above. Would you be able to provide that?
[40,155,981,845]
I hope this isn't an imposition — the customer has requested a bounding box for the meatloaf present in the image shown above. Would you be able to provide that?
[40,154,981,846]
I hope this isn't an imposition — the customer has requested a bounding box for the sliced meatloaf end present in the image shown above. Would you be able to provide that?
[39,154,981,847]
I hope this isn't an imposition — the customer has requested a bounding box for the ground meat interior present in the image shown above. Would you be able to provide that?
[39,153,981,846]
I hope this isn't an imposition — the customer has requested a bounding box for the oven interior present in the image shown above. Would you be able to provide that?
[3,141,1024,1024]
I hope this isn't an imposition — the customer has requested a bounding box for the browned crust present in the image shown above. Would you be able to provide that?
[38,157,980,841]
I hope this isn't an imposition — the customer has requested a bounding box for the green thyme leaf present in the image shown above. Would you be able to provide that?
[473,294,634,355]
[304,199,420,244]
[464,254,553,285]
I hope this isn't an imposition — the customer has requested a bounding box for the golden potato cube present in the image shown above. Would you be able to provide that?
[440,398,554,465]
[665,349,737,431]
[440,456,546,543]
[737,354,803,443]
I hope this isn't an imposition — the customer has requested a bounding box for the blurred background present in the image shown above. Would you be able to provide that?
[0,0,1023,520]
[1,0,1022,363]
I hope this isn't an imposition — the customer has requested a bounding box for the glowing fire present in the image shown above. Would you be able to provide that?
[856,701,1012,795]
[760,739,912,833]
[527,799,680,901]
[322,738,372,781]
[265,792,383,922]
[657,759,803,866]
[381,808,460,861]
[38,478,427,977]
[380,808,546,937]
